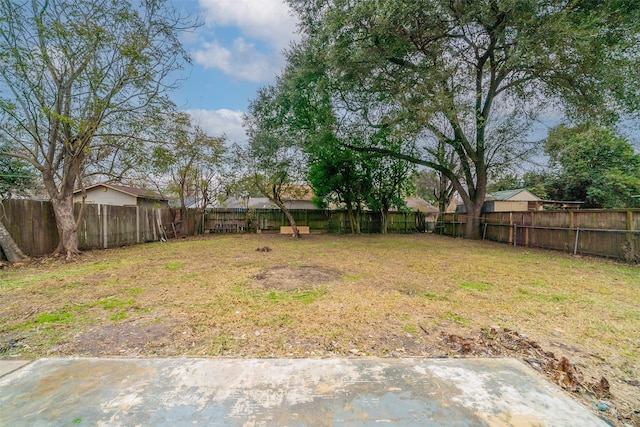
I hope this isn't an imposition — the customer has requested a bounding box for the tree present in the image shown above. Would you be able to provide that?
[243,86,309,239]
[0,143,39,199]
[0,144,35,262]
[366,154,414,234]
[307,149,370,234]
[544,124,640,208]
[151,112,226,233]
[288,0,640,238]
[412,169,456,214]
[0,0,192,257]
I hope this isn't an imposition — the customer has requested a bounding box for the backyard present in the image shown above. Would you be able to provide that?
[0,234,638,425]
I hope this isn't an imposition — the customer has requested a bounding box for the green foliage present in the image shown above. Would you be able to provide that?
[411,169,456,212]
[544,124,640,208]
[0,144,39,198]
[240,82,309,236]
[287,0,640,237]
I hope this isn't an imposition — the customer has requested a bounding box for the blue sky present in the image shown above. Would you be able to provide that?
[169,0,299,144]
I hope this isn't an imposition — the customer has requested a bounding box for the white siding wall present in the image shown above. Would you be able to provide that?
[73,186,137,206]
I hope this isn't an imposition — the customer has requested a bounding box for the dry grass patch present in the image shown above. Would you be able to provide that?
[0,234,638,425]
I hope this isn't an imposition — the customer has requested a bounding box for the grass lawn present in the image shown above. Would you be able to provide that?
[1,233,638,425]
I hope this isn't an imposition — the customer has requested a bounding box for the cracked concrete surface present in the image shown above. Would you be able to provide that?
[0,357,609,426]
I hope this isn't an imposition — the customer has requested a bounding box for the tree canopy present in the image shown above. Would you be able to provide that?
[287,0,640,237]
[545,124,640,208]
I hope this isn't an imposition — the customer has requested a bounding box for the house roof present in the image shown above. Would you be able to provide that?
[280,185,314,201]
[75,183,168,201]
[405,198,439,213]
[486,189,541,201]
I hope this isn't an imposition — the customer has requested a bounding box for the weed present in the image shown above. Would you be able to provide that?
[110,312,127,322]
[458,282,493,291]
[208,335,234,356]
[35,312,75,324]
[442,311,469,325]
[422,291,448,301]
[166,261,184,271]
[93,297,135,310]
[402,324,418,334]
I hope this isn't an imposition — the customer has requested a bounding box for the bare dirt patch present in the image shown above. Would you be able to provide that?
[252,265,342,291]
[63,321,175,357]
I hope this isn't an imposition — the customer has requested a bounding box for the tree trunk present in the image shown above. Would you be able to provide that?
[0,220,28,262]
[464,201,483,240]
[346,206,361,234]
[51,196,80,257]
[380,209,388,234]
[273,199,300,238]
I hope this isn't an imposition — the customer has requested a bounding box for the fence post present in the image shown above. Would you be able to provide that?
[102,204,108,249]
[626,210,635,261]
[136,206,140,244]
[513,224,517,247]
[574,228,580,255]
[508,212,513,244]
[569,211,575,252]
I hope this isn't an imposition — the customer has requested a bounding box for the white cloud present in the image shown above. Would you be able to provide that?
[191,0,299,83]
[192,38,283,83]
[186,108,247,144]
[198,0,299,50]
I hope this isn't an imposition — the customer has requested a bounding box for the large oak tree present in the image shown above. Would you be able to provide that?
[289,0,640,238]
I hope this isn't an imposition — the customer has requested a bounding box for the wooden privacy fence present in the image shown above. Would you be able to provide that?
[439,210,640,261]
[1,200,425,257]
[1,199,183,256]
[200,209,424,235]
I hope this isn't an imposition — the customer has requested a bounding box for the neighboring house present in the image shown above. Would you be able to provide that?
[73,183,169,208]
[182,198,218,210]
[456,189,541,213]
[483,189,543,213]
[457,188,583,213]
[404,197,440,232]
[220,196,318,210]
[404,197,439,215]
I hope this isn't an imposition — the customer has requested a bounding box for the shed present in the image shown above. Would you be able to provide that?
[73,183,169,208]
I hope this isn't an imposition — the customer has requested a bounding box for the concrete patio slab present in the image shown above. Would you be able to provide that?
[0,357,608,426]
[0,360,30,379]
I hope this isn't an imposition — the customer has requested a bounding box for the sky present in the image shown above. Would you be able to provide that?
[169,0,300,145]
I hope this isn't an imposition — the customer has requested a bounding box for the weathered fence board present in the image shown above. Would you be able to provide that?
[440,209,640,261]
[1,200,183,257]
[2,200,58,256]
